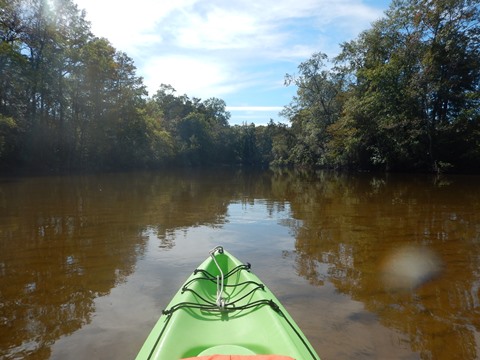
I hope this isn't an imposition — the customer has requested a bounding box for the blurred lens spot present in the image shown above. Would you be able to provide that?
[381,246,442,292]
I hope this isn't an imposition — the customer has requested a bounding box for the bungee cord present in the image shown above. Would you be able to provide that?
[150,247,319,360]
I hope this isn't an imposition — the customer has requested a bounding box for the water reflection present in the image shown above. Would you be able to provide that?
[0,170,278,358]
[281,171,480,359]
[0,174,147,358]
[0,170,479,359]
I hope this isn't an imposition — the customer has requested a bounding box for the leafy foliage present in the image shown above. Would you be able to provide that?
[1,0,479,173]
[283,0,480,172]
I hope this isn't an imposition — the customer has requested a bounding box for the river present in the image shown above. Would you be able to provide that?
[1,169,479,359]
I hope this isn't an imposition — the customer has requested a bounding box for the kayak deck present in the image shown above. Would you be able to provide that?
[136,247,320,360]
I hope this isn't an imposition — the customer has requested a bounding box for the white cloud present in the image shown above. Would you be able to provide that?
[73,0,388,120]
[173,8,262,50]
[74,0,195,53]
[75,0,384,56]
[314,2,385,34]
[141,55,245,98]
[162,0,382,53]
[227,106,284,112]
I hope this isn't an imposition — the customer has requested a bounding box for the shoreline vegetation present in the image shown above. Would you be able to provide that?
[1,0,479,175]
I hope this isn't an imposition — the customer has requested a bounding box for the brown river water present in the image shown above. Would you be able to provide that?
[1,169,480,359]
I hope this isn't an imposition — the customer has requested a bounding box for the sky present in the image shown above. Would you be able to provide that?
[73,0,391,126]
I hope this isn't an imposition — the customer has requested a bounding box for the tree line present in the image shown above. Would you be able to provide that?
[282,0,480,172]
[1,0,479,173]
[0,0,251,172]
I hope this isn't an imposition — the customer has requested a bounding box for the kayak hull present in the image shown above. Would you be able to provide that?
[135,247,320,360]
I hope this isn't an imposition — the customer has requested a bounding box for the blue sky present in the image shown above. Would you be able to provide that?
[74,0,391,125]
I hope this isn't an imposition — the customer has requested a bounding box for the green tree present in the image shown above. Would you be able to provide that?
[333,0,480,171]
[0,0,27,167]
[335,17,428,170]
[150,84,196,133]
[234,123,259,166]
[141,100,174,167]
[270,121,295,167]
[0,115,19,167]
[0,0,99,170]
[102,51,148,169]
[280,0,480,172]
[282,52,345,167]
[411,0,480,171]
[200,97,232,164]
[174,112,212,166]
[202,97,230,128]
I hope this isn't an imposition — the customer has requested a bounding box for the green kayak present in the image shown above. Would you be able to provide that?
[135,246,320,360]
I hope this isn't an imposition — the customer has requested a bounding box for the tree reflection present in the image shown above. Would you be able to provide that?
[0,174,149,358]
[1,170,479,359]
[0,169,283,359]
[280,172,480,359]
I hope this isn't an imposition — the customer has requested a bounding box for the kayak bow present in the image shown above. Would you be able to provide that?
[135,246,320,360]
